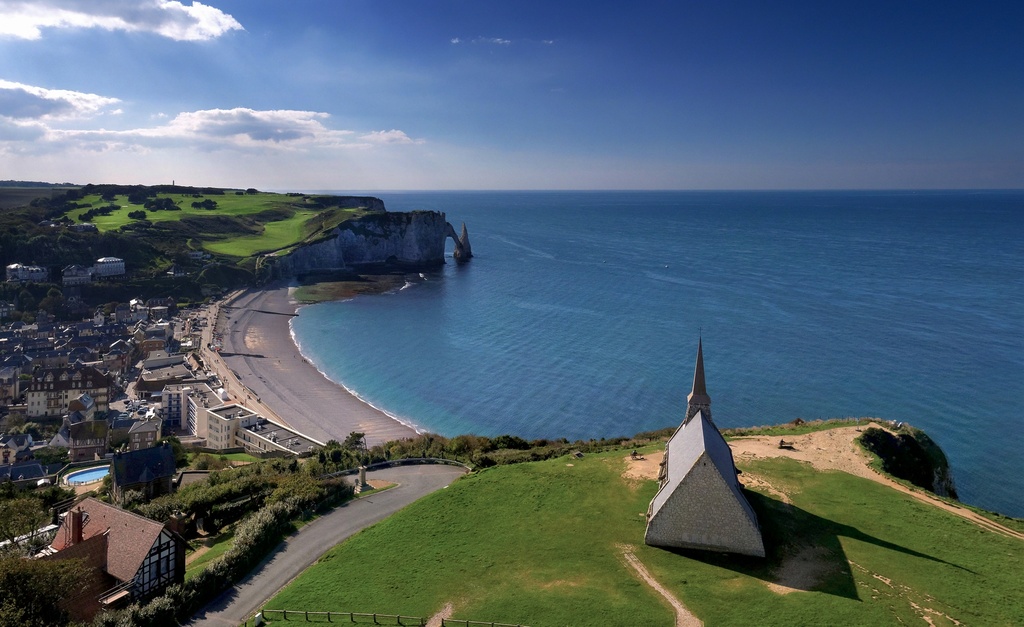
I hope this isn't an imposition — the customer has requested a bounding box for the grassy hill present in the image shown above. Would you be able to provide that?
[262,433,1023,626]
[62,188,375,258]
[0,185,385,315]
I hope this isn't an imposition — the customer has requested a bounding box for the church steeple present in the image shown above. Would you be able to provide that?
[685,337,712,423]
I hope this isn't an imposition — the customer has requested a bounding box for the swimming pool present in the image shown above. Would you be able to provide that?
[66,465,110,485]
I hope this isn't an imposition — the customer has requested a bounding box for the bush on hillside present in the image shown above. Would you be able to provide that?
[859,427,957,498]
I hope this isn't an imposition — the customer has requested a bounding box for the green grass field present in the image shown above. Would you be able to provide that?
[263,447,1023,626]
[63,192,366,257]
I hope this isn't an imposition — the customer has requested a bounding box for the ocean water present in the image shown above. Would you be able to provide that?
[290,191,1024,517]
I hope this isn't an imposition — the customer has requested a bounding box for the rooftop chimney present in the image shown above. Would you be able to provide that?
[68,508,84,545]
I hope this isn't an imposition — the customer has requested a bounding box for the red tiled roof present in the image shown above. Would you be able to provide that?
[51,497,165,582]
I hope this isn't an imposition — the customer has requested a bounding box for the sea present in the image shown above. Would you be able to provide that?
[289,191,1024,518]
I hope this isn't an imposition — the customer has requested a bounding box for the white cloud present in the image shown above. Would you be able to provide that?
[474,37,511,45]
[359,129,424,145]
[450,37,461,44]
[0,0,243,41]
[0,79,120,120]
[1,103,423,156]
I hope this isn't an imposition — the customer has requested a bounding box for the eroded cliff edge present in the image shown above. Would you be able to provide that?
[271,208,464,277]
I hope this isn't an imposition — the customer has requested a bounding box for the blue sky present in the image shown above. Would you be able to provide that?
[0,1,1021,190]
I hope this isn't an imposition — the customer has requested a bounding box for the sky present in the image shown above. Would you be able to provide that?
[0,1,1021,190]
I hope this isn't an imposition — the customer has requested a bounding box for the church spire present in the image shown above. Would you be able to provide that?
[685,337,712,423]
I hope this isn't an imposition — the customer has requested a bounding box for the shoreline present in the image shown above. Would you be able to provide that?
[214,283,419,446]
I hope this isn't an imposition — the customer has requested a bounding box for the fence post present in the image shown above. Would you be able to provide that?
[283,610,287,620]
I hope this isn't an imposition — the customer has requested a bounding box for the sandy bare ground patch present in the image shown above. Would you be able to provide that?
[618,544,702,627]
[623,450,664,482]
[729,425,1024,541]
[729,424,885,480]
[764,545,834,595]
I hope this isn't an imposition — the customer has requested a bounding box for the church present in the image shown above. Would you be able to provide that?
[644,339,765,557]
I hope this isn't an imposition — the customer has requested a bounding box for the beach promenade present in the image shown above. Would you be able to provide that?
[201,284,418,447]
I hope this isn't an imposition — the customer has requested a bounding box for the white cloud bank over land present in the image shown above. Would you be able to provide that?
[0,0,242,41]
[0,81,423,155]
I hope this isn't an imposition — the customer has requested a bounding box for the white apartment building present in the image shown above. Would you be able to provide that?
[93,257,126,278]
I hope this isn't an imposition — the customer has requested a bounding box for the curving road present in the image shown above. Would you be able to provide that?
[186,464,467,626]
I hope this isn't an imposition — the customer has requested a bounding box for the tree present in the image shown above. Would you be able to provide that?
[342,431,366,451]
[0,497,48,549]
[37,287,64,316]
[31,446,68,466]
[16,289,35,313]
[0,556,87,627]
[158,436,189,467]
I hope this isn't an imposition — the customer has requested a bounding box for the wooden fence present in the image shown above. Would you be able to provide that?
[253,609,528,627]
[255,609,424,624]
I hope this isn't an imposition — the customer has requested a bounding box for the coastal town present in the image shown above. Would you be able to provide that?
[0,255,357,624]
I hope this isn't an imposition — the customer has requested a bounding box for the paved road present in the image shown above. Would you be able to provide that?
[186,464,467,627]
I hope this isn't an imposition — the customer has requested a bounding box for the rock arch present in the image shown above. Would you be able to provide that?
[445,221,473,262]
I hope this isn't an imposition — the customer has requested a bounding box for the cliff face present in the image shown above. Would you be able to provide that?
[279,210,451,274]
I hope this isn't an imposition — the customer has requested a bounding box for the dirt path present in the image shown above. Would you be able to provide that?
[728,424,1024,541]
[425,602,454,627]
[618,544,702,627]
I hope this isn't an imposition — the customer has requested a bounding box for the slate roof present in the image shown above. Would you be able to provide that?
[110,417,139,431]
[50,497,166,582]
[0,433,33,450]
[0,460,46,481]
[111,444,176,486]
[648,410,757,523]
[69,420,108,442]
[68,393,96,413]
[128,420,159,435]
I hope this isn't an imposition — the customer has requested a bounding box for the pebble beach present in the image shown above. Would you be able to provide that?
[213,284,418,447]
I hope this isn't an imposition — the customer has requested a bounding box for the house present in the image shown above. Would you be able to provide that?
[62,264,93,286]
[44,497,186,622]
[24,365,111,417]
[68,392,97,420]
[0,365,22,402]
[113,303,132,323]
[93,257,125,278]
[5,263,48,283]
[0,433,34,464]
[644,339,765,557]
[68,421,109,462]
[127,417,161,451]
[103,339,133,373]
[110,444,176,504]
[0,459,53,487]
[108,415,138,449]
[134,321,174,359]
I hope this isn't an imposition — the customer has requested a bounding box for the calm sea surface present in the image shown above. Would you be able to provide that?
[290,191,1024,517]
